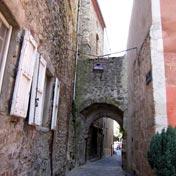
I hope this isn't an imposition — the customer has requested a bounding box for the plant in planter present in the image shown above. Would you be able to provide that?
[147,126,176,176]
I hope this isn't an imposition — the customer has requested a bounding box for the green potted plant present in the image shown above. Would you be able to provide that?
[147,126,176,176]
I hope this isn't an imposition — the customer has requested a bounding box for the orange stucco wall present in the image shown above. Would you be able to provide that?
[161,0,176,126]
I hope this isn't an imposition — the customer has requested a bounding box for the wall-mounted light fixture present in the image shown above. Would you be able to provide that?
[93,63,104,80]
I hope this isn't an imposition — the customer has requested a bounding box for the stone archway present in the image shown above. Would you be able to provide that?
[74,56,128,168]
[81,103,123,137]
[77,103,127,166]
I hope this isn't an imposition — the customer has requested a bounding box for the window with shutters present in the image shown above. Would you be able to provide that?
[28,54,60,130]
[10,30,37,118]
[9,28,60,130]
[0,12,12,94]
[42,74,55,127]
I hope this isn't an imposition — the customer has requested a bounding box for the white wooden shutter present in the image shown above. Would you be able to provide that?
[28,55,47,125]
[34,56,47,125]
[10,30,37,118]
[51,78,60,130]
[28,53,40,124]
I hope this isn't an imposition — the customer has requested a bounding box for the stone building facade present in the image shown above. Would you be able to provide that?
[127,0,176,175]
[103,117,114,157]
[78,0,105,56]
[0,0,78,175]
[73,0,118,166]
[74,56,128,165]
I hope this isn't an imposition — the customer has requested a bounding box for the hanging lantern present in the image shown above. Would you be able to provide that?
[93,63,104,80]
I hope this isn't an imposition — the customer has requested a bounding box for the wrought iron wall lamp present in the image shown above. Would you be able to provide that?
[93,63,104,80]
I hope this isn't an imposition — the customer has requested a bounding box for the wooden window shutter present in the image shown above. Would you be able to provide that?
[28,53,39,125]
[51,78,60,130]
[29,55,47,126]
[10,30,37,118]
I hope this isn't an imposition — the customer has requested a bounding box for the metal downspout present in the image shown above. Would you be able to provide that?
[73,0,81,100]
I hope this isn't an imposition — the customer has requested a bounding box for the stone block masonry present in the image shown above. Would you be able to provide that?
[76,56,128,113]
[129,35,155,176]
[74,56,128,166]
[78,0,104,56]
[0,0,78,175]
[126,0,154,174]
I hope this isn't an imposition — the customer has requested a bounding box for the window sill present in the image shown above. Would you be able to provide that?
[35,126,49,133]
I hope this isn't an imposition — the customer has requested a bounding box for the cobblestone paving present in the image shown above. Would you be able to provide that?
[67,154,132,176]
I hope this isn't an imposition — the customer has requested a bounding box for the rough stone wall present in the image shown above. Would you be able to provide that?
[0,0,78,175]
[79,0,104,56]
[126,0,153,173]
[72,1,106,165]
[130,35,154,176]
[76,57,127,112]
[74,56,128,164]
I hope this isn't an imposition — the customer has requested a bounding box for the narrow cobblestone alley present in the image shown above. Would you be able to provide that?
[67,154,132,176]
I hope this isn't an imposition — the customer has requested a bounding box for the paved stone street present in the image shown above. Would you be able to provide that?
[67,154,131,176]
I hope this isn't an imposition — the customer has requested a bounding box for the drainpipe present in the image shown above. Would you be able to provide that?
[85,137,88,162]
[73,0,81,100]
[72,0,81,166]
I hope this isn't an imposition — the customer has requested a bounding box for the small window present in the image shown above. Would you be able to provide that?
[42,75,55,127]
[28,54,60,130]
[0,12,12,94]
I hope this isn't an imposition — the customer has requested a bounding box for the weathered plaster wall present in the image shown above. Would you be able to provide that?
[0,0,78,175]
[150,0,168,132]
[160,0,176,126]
[79,0,104,56]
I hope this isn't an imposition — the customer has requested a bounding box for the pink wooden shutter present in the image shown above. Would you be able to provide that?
[10,30,37,118]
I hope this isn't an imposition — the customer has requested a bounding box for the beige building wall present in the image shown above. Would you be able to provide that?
[103,118,114,157]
